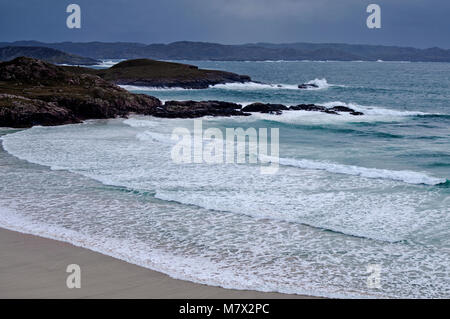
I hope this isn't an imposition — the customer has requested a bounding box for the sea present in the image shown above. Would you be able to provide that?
[0,60,449,298]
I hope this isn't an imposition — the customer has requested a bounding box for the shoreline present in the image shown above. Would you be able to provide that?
[0,226,317,299]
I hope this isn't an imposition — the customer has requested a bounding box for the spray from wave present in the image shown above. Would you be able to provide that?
[120,78,335,91]
[210,78,332,90]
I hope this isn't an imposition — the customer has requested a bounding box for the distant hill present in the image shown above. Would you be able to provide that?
[0,46,99,65]
[1,41,450,62]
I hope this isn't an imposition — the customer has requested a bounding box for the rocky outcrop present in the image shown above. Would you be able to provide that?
[289,104,338,114]
[0,57,161,128]
[151,100,251,118]
[327,105,364,115]
[298,83,319,89]
[239,103,364,116]
[93,59,252,89]
[241,103,288,115]
[289,104,363,115]
[0,94,78,128]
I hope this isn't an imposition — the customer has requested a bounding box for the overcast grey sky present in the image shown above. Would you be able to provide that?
[0,0,449,48]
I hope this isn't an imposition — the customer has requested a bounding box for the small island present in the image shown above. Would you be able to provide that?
[75,58,252,89]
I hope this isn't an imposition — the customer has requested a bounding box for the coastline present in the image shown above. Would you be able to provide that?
[0,226,316,299]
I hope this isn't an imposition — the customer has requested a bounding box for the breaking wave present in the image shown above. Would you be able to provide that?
[261,155,447,186]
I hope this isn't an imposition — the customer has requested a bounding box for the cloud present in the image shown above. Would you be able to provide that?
[0,0,449,48]
[192,0,357,20]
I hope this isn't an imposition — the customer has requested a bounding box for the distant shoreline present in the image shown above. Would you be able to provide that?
[2,40,450,62]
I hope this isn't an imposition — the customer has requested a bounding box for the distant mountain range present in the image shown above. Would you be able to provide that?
[1,41,450,62]
[0,46,99,65]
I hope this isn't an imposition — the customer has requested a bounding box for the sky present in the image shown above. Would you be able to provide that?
[0,0,449,49]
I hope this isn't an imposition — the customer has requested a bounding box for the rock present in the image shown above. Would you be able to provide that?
[289,103,364,116]
[0,94,79,128]
[328,105,364,115]
[298,83,319,89]
[289,104,326,112]
[151,100,251,118]
[241,103,288,114]
[0,57,161,127]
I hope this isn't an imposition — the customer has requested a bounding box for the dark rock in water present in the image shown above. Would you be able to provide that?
[298,83,319,89]
[328,105,354,113]
[328,105,364,115]
[0,57,161,127]
[151,100,251,118]
[289,103,364,116]
[242,103,288,115]
[289,104,326,111]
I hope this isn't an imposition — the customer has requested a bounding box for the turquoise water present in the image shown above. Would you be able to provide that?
[0,61,449,298]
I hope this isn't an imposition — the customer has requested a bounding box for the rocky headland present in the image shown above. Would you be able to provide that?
[0,57,160,127]
[0,57,364,128]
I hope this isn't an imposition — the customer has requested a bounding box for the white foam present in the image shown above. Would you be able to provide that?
[136,131,176,145]
[304,78,330,89]
[0,204,376,299]
[248,102,433,125]
[96,60,123,68]
[119,85,193,91]
[123,118,160,128]
[119,79,336,92]
[209,82,299,90]
[321,101,428,116]
[1,121,449,298]
[210,79,334,90]
[260,155,446,186]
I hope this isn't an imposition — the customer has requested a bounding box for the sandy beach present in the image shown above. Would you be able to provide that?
[0,227,313,299]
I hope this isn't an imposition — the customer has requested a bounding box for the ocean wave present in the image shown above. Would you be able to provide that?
[261,155,447,186]
[210,78,332,90]
[320,101,429,116]
[124,118,446,186]
[304,78,330,89]
[123,118,161,127]
[249,102,435,125]
[0,203,373,299]
[96,60,123,68]
[209,82,299,90]
[119,85,193,91]
[136,131,176,144]
[119,78,336,91]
